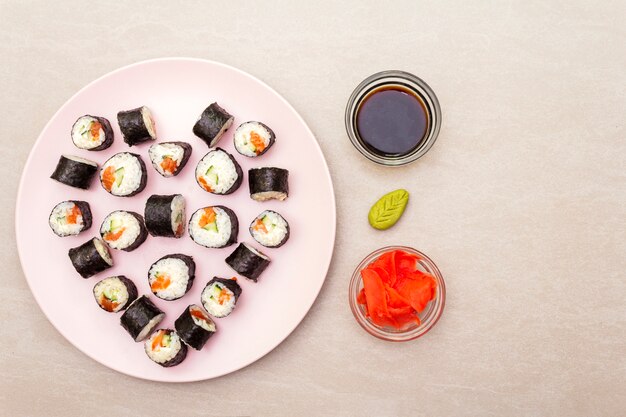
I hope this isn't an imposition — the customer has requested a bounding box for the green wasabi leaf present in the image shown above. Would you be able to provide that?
[368,189,409,230]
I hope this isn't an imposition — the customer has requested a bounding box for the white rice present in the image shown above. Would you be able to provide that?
[135,313,165,342]
[189,206,233,248]
[170,195,186,237]
[148,257,190,300]
[71,116,106,149]
[144,330,182,363]
[141,106,157,139]
[189,305,216,332]
[244,242,269,260]
[234,121,272,157]
[201,282,236,318]
[100,211,141,250]
[64,155,98,166]
[148,142,185,177]
[93,238,113,265]
[49,201,84,236]
[100,153,144,196]
[93,276,130,313]
[195,149,239,194]
[250,210,288,247]
[251,191,288,202]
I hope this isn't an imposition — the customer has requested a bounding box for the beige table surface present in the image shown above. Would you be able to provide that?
[1,1,625,416]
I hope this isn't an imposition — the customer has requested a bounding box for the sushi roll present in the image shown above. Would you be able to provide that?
[100,152,147,197]
[71,115,114,151]
[100,211,148,251]
[117,106,157,146]
[174,305,216,350]
[192,102,234,148]
[68,237,113,278]
[225,243,270,282]
[234,121,275,157]
[148,141,192,177]
[189,206,238,249]
[50,155,98,189]
[93,276,138,313]
[201,277,242,318]
[195,148,243,195]
[148,254,195,301]
[49,200,92,237]
[249,210,290,248]
[144,194,186,238]
[144,329,187,367]
[249,167,289,201]
[120,295,165,342]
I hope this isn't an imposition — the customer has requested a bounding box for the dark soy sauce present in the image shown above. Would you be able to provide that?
[356,86,429,156]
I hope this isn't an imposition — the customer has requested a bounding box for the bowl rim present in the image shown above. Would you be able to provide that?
[348,245,446,341]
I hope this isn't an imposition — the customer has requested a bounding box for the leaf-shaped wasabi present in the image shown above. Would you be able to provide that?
[368,189,409,230]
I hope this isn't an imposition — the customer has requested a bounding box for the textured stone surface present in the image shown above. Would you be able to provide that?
[1,1,625,416]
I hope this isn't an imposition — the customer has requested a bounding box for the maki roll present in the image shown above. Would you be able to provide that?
[49,200,92,237]
[117,106,157,146]
[189,206,238,249]
[249,167,289,201]
[50,155,98,189]
[148,141,192,177]
[201,277,242,318]
[144,329,187,367]
[195,148,243,195]
[234,121,275,157]
[174,305,216,350]
[225,243,270,282]
[71,115,114,151]
[68,237,113,278]
[100,211,148,251]
[249,210,290,248]
[148,254,195,301]
[144,194,186,238]
[192,102,234,147]
[93,276,138,313]
[120,295,165,342]
[100,152,147,197]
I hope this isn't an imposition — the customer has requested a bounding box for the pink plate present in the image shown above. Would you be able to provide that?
[15,58,336,382]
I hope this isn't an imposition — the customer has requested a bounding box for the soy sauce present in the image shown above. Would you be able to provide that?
[356,86,429,156]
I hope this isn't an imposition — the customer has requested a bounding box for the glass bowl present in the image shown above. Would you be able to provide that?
[345,70,442,166]
[348,246,445,341]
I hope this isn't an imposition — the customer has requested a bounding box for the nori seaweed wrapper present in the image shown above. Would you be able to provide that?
[248,167,289,198]
[120,295,164,341]
[144,194,182,237]
[93,275,138,312]
[71,115,114,151]
[68,238,112,278]
[234,121,276,157]
[50,155,98,189]
[49,200,92,237]
[174,305,216,350]
[101,211,148,252]
[208,277,242,299]
[147,329,188,367]
[149,254,195,299]
[99,152,148,197]
[225,243,270,282]
[150,141,192,177]
[193,103,234,147]
[249,210,290,248]
[117,106,155,146]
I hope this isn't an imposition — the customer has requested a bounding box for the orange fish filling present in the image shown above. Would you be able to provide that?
[160,156,178,174]
[90,121,102,141]
[198,176,213,192]
[199,207,216,228]
[104,227,126,242]
[102,166,116,191]
[249,131,266,154]
[66,205,81,225]
[100,296,119,312]
[150,274,171,291]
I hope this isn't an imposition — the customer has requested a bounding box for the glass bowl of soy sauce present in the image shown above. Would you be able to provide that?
[345,70,441,166]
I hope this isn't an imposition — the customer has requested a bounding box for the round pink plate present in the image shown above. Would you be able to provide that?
[15,58,336,382]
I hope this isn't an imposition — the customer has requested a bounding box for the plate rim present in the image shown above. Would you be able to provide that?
[14,57,336,382]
